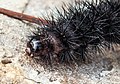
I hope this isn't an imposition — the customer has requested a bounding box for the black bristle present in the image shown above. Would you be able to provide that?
[26,0,120,65]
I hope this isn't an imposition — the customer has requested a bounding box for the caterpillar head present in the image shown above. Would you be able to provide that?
[25,29,63,61]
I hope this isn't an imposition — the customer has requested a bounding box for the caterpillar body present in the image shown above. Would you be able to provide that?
[24,0,120,65]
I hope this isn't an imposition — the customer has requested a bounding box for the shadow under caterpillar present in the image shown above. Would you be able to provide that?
[0,0,120,65]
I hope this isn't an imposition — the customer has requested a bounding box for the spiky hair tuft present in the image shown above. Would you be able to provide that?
[26,0,120,65]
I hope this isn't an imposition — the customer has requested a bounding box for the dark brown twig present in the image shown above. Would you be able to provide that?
[0,8,48,25]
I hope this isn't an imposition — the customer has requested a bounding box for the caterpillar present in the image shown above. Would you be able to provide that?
[0,0,120,65]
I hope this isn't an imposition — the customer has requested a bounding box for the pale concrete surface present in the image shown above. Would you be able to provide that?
[0,0,28,12]
[0,0,120,84]
[23,0,75,17]
[0,0,38,83]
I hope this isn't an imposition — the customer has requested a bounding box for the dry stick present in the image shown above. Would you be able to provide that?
[0,8,48,25]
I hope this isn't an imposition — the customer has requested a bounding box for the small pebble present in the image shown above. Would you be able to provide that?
[1,59,12,64]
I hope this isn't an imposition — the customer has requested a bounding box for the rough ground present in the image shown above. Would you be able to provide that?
[0,0,120,84]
